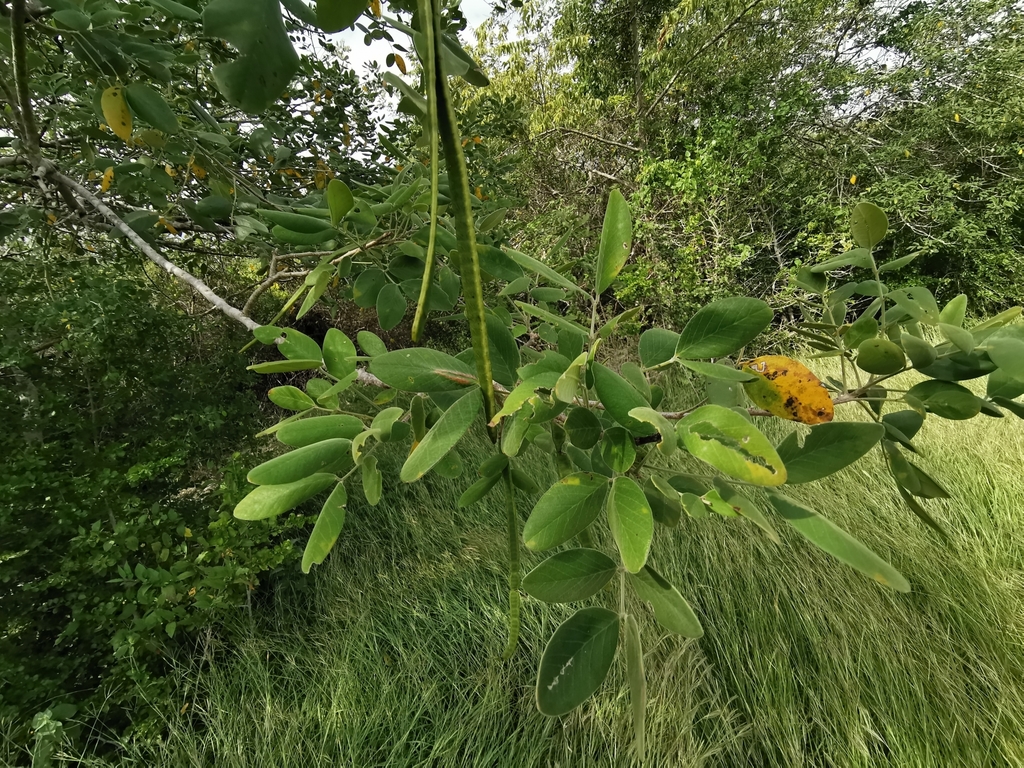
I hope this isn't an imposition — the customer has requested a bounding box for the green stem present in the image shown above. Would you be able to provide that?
[501,467,521,660]
[410,5,441,343]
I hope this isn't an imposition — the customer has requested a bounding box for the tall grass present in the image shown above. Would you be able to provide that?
[79,373,1024,766]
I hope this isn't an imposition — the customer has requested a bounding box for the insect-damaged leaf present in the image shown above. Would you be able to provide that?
[678,405,787,486]
[740,356,834,424]
[536,607,619,716]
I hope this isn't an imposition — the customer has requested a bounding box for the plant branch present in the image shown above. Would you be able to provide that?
[10,0,39,156]
[531,126,640,153]
[643,0,768,120]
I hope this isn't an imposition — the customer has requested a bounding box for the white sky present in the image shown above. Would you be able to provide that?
[338,0,494,77]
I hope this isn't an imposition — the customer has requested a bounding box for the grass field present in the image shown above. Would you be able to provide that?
[86,373,1024,767]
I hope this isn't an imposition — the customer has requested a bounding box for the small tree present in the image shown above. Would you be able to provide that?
[2,0,1022,755]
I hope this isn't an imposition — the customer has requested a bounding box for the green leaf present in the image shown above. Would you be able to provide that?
[882,410,924,442]
[564,407,603,449]
[628,407,677,456]
[352,268,387,308]
[203,0,299,113]
[939,323,974,354]
[595,189,632,294]
[608,477,653,573]
[638,328,679,368]
[766,491,910,592]
[624,613,646,763]
[523,473,609,551]
[327,179,354,226]
[147,0,201,20]
[901,333,937,369]
[600,427,636,473]
[124,84,179,134]
[357,330,387,357]
[987,368,1024,400]
[536,607,620,717]
[906,380,981,420]
[794,266,827,293]
[856,338,905,374]
[458,472,502,507]
[888,287,940,325]
[247,438,351,485]
[370,348,476,391]
[678,405,787,486]
[627,566,703,637]
[478,245,525,282]
[247,359,322,374]
[361,455,382,505]
[938,294,968,327]
[675,297,773,359]
[843,316,878,350]
[376,283,407,331]
[992,396,1024,419]
[514,301,589,336]
[776,422,885,483]
[268,385,315,411]
[271,226,334,246]
[506,248,586,295]
[234,473,336,520]
[522,548,617,602]
[986,337,1024,382]
[678,360,756,382]
[877,252,920,273]
[322,329,357,380]
[485,314,521,389]
[400,389,482,482]
[278,328,322,361]
[591,363,656,435]
[712,478,780,543]
[850,202,888,249]
[277,415,365,447]
[280,0,318,25]
[809,248,874,273]
[316,0,366,31]
[301,483,346,572]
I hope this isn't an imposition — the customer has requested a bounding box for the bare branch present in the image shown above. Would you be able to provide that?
[10,0,39,156]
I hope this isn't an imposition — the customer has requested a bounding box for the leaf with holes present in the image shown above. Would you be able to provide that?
[679,405,787,486]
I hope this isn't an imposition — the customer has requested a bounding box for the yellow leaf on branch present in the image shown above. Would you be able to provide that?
[740,356,834,424]
[101,85,133,143]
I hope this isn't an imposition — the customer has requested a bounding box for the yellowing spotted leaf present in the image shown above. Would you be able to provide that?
[370,0,381,16]
[395,53,407,74]
[101,86,133,143]
[740,356,834,425]
[100,166,114,192]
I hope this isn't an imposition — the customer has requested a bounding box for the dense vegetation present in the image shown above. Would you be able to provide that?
[1,0,1022,763]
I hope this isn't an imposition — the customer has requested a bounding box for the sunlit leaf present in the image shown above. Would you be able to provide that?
[676,298,773,359]
[400,389,482,482]
[596,189,632,293]
[740,356,834,424]
[301,483,346,572]
[678,405,786,485]
[522,548,617,602]
[523,473,609,551]
[234,473,336,520]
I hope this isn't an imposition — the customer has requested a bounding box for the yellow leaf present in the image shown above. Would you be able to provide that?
[473,136,481,144]
[849,174,857,185]
[904,150,910,158]
[100,166,115,192]
[475,186,484,200]
[184,527,192,538]
[370,0,381,16]
[462,137,470,147]
[395,54,407,74]
[164,163,177,177]
[101,85,133,143]
[157,216,179,235]
[740,356,834,425]
[953,113,960,122]
[46,212,57,224]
